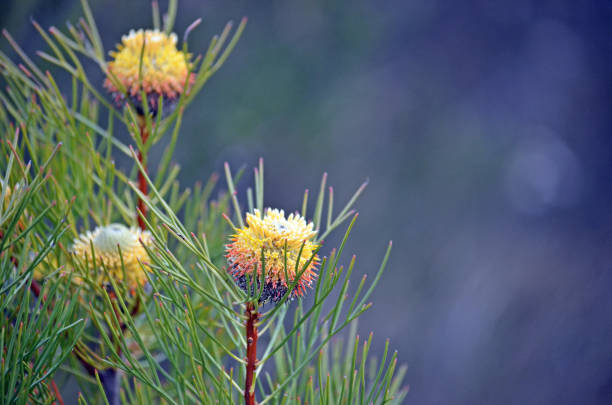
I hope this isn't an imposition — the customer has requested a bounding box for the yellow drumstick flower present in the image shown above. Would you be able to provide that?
[226,209,319,303]
[71,223,152,289]
[104,29,194,117]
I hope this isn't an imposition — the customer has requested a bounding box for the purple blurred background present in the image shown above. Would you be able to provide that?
[3,1,612,403]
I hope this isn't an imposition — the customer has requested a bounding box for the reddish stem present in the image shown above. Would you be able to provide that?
[244,302,259,405]
[50,380,65,405]
[137,121,149,231]
[30,278,41,297]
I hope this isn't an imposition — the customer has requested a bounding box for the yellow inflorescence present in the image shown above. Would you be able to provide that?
[0,179,20,208]
[71,224,152,289]
[1,180,26,231]
[0,180,11,209]
[105,29,193,100]
[226,209,319,300]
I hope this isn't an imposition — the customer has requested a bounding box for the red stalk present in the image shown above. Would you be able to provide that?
[244,302,259,405]
[50,380,65,405]
[137,121,149,231]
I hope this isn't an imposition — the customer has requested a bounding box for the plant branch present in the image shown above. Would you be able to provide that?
[29,270,96,381]
[137,120,149,230]
[50,380,65,405]
[29,278,81,402]
[30,277,41,297]
[73,347,97,377]
[244,302,259,405]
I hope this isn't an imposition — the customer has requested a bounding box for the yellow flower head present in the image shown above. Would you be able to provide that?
[226,208,319,303]
[71,224,152,289]
[1,180,26,231]
[0,179,11,210]
[104,29,194,116]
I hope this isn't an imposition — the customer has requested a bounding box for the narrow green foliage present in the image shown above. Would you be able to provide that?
[0,134,84,405]
[0,1,406,404]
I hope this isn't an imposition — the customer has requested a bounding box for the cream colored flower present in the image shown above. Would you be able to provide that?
[72,223,152,288]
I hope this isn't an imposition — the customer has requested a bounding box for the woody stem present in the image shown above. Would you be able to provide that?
[137,121,149,231]
[244,302,259,405]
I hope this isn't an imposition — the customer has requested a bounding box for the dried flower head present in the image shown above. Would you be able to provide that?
[71,223,152,289]
[104,29,194,117]
[226,208,320,303]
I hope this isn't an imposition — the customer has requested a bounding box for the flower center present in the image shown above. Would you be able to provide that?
[93,224,138,253]
[273,221,288,233]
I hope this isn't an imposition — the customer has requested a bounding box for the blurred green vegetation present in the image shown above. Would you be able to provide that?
[3,0,612,403]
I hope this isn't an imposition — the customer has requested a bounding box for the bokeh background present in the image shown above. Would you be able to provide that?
[3,1,612,403]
